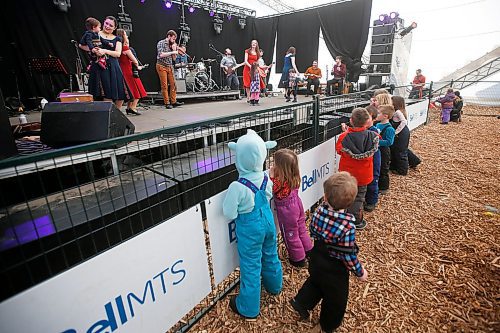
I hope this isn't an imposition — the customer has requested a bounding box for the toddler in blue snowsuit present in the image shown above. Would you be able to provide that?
[223,129,283,319]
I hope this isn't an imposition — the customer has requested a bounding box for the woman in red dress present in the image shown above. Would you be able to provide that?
[116,29,147,115]
[243,40,264,103]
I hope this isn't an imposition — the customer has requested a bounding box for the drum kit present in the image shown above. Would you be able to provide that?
[177,58,219,92]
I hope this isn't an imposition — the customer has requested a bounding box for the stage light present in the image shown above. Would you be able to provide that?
[140,0,145,3]
[209,10,215,17]
[165,0,172,9]
[227,14,232,20]
[53,0,71,12]
[188,4,195,13]
[379,14,388,22]
[238,18,246,29]
[399,22,417,37]
[213,14,223,34]
[389,12,399,19]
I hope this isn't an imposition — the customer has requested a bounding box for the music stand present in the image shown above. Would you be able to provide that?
[28,57,68,101]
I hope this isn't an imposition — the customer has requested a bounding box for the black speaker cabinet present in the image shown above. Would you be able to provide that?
[41,102,135,147]
[0,89,18,159]
[371,44,393,55]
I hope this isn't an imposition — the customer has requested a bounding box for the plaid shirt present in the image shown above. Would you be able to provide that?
[157,39,173,68]
[310,203,364,277]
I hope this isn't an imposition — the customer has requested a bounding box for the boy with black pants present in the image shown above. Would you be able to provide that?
[336,108,379,229]
[290,172,368,333]
[376,105,396,194]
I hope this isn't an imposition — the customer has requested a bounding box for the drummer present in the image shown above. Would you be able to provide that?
[175,45,189,79]
[221,48,241,91]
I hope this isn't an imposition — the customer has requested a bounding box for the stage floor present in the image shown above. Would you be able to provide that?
[11,93,313,133]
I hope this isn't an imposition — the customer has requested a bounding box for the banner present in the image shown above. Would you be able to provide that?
[205,191,239,286]
[406,100,428,131]
[298,137,336,210]
[0,206,211,333]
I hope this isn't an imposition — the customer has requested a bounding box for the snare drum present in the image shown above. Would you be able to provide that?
[196,62,206,72]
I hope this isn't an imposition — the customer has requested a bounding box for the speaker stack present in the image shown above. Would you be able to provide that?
[41,101,135,148]
[367,21,397,87]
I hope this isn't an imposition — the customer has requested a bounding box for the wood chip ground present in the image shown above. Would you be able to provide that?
[188,106,500,333]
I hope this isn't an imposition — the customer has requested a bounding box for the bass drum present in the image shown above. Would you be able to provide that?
[185,71,210,92]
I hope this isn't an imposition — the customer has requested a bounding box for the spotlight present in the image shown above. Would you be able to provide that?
[389,12,399,19]
[213,14,223,34]
[53,0,71,12]
[379,14,388,22]
[238,18,246,29]
[188,4,195,13]
[165,0,172,9]
[140,0,145,3]
[227,14,232,20]
[399,22,417,37]
[209,10,215,17]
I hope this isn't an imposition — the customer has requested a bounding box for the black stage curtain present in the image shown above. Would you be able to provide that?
[0,0,255,101]
[252,17,279,67]
[318,0,372,73]
[275,10,320,73]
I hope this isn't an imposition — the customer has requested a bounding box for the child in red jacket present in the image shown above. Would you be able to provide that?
[336,108,379,229]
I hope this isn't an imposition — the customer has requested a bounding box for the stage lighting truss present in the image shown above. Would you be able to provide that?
[168,0,256,19]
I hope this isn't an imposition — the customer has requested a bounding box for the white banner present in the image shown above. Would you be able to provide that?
[407,100,428,131]
[0,206,211,333]
[298,137,336,210]
[205,191,239,286]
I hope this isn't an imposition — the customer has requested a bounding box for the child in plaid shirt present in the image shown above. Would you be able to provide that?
[291,172,368,333]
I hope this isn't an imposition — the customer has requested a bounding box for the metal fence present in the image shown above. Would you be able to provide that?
[0,85,424,332]
[432,80,500,107]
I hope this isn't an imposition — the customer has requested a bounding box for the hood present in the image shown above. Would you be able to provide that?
[228,129,277,175]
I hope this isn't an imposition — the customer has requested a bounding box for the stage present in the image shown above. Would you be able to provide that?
[10,92,313,133]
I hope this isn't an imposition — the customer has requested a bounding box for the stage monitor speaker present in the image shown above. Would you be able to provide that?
[0,89,18,159]
[41,101,135,147]
[176,79,187,93]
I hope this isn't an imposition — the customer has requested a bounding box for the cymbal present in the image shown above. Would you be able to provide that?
[202,58,216,62]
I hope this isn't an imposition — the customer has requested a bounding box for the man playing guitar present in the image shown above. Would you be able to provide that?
[220,48,244,91]
[304,60,322,96]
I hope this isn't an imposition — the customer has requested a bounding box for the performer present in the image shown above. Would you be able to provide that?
[243,40,264,103]
[156,30,184,109]
[175,45,189,79]
[220,48,243,91]
[304,60,322,96]
[409,69,426,99]
[116,29,147,116]
[278,47,299,99]
[257,49,273,96]
[84,16,129,108]
[326,56,346,96]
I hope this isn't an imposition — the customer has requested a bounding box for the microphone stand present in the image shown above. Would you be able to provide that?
[209,44,225,91]
[71,40,86,92]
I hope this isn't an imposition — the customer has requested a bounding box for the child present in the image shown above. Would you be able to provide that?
[79,17,107,70]
[376,105,396,194]
[336,108,379,229]
[450,91,463,122]
[389,96,411,175]
[286,68,298,102]
[364,105,381,212]
[291,172,368,333]
[249,62,261,106]
[270,149,313,267]
[223,129,283,320]
[437,88,456,124]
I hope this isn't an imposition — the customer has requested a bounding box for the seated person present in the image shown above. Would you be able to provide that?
[409,69,426,99]
[304,60,322,96]
[450,91,463,122]
[326,56,346,96]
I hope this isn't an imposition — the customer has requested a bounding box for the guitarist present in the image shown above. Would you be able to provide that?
[304,60,322,96]
[220,48,243,91]
[257,49,274,96]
